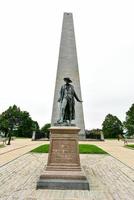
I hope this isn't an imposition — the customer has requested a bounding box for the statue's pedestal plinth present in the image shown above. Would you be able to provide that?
[37,126,89,190]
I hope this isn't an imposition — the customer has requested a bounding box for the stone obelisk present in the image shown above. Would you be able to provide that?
[51,12,85,139]
[37,13,89,190]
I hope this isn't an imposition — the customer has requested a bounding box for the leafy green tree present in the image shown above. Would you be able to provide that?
[0,105,22,144]
[102,114,123,138]
[32,121,39,131]
[41,123,51,139]
[85,129,102,139]
[16,111,35,138]
[124,104,134,136]
[0,105,39,144]
[0,116,9,137]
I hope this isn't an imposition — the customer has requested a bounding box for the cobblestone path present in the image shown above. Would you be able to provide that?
[0,153,134,200]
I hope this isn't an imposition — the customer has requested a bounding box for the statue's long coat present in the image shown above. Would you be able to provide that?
[58,84,80,120]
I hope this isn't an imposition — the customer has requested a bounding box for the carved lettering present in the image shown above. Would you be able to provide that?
[50,139,78,164]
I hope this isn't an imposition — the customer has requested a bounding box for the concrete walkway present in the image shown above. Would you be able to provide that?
[0,153,134,200]
[0,138,134,199]
[0,138,45,167]
[82,140,134,170]
[0,139,134,169]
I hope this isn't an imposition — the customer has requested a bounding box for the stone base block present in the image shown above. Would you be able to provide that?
[37,179,89,190]
[37,170,89,190]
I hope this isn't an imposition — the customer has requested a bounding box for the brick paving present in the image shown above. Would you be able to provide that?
[0,139,45,167]
[0,139,134,199]
[0,153,134,200]
[84,140,134,169]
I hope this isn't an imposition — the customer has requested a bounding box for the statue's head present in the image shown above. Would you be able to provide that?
[63,77,72,83]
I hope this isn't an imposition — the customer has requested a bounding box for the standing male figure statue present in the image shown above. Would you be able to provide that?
[57,77,82,125]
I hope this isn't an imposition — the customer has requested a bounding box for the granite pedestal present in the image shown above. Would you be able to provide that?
[37,126,89,190]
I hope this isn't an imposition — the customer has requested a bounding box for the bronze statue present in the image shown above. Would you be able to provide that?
[57,77,82,125]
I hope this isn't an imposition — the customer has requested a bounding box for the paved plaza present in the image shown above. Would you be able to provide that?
[0,153,134,200]
[0,139,45,167]
[0,139,134,200]
[82,140,134,170]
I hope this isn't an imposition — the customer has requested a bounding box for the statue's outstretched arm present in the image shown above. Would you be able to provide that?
[74,90,83,102]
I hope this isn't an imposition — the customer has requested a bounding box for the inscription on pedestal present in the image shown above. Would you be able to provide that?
[49,139,78,164]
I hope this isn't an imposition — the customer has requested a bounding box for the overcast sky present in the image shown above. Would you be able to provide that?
[0,0,134,129]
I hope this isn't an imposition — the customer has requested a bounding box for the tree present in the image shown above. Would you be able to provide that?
[85,129,102,139]
[41,123,51,139]
[0,105,39,144]
[0,116,9,137]
[124,103,134,136]
[16,111,35,138]
[102,114,123,138]
[0,105,21,144]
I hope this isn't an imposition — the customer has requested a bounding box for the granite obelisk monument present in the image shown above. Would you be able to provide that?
[37,13,89,190]
[51,12,85,139]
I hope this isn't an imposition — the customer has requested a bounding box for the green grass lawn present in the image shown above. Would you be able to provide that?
[31,144,49,153]
[126,144,134,149]
[79,144,107,154]
[31,144,107,154]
